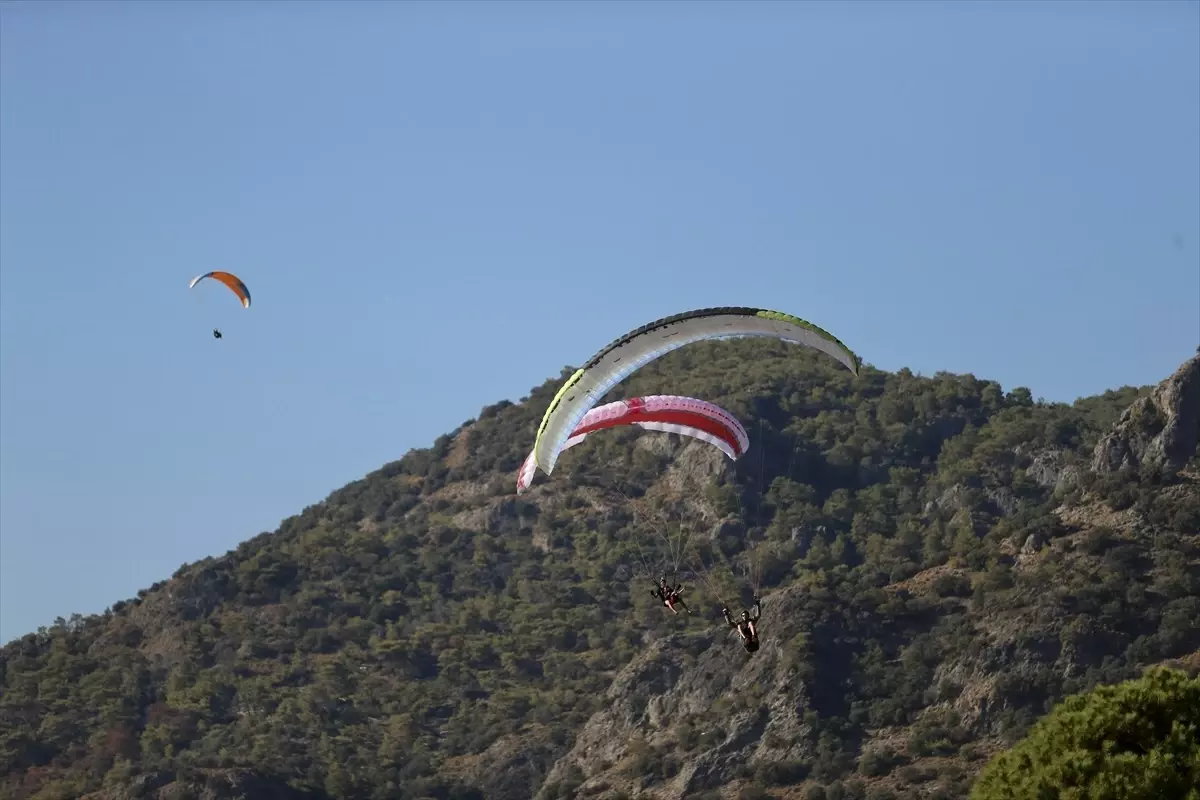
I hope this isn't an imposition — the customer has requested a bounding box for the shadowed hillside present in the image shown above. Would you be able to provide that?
[3,343,1197,800]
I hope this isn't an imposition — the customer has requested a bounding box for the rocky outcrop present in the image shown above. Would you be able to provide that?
[440,725,566,800]
[1092,354,1200,476]
[986,487,1019,517]
[1023,447,1082,492]
[538,588,817,800]
[926,484,970,516]
[659,438,734,503]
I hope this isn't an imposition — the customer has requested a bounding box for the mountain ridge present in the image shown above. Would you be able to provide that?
[2,343,1197,800]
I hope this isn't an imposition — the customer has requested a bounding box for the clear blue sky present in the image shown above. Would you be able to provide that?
[1,0,1197,642]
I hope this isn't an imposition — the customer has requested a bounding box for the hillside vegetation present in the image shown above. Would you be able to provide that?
[2,342,1198,800]
[970,666,1200,800]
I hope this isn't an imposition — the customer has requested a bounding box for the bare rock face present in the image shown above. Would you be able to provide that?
[661,438,734,495]
[1092,354,1200,476]
[535,636,693,798]
[929,484,970,515]
[1022,447,1082,492]
[537,587,817,800]
[986,487,1019,517]
[440,725,566,800]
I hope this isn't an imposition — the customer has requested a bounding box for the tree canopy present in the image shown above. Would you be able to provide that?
[970,666,1200,800]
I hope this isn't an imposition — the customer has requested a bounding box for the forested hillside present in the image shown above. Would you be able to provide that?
[3,343,1198,800]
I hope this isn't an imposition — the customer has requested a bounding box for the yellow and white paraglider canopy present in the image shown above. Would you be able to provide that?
[531,306,860,478]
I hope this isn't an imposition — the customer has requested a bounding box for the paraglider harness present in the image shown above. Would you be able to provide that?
[651,576,689,614]
[723,597,761,652]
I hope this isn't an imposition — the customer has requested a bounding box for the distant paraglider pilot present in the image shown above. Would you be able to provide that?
[188,271,249,342]
[651,575,690,615]
[724,596,762,652]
